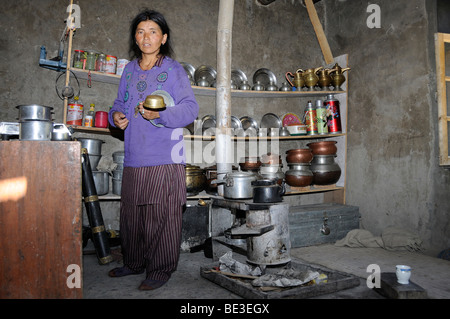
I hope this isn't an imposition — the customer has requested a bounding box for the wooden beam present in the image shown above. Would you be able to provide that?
[305,0,334,64]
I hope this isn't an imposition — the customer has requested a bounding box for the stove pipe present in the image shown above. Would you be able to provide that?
[215,0,234,195]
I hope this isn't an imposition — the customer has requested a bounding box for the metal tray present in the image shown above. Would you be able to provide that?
[260,113,282,128]
[253,68,277,86]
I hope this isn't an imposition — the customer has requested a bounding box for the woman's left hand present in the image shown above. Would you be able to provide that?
[138,101,160,120]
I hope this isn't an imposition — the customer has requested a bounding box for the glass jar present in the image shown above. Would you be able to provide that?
[73,49,84,69]
[85,51,96,71]
[96,53,106,72]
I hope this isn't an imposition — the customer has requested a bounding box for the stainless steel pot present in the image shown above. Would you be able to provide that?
[212,170,257,199]
[51,123,73,141]
[92,171,109,195]
[77,138,104,155]
[19,120,53,141]
[112,151,125,163]
[16,104,53,121]
[310,155,341,185]
[112,178,122,195]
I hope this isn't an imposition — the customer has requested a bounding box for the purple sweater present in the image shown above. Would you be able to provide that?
[109,57,199,167]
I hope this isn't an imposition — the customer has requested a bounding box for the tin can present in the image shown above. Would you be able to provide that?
[105,55,117,74]
[304,101,318,135]
[324,94,342,134]
[315,99,328,135]
[116,59,129,76]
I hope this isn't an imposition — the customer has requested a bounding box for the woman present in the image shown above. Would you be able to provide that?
[108,9,199,290]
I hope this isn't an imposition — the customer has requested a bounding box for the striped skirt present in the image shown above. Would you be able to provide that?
[119,164,186,282]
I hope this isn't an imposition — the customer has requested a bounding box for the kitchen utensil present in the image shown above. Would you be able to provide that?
[19,120,53,141]
[330,63,351,91]
[211,170,257,199]
[231,69,248,88]
[149,90,175,127]
[186,164,206,196]
[51,123,73,141]
[303,67,323,90]
[143,95,166,111]
[317,68,333,90]
[285,69,304,89]
[240,116,258,131]
[396,265,412,284]
[239,156,262,171]
[239,80,251,90]
[260,113,282,129]
[279,127,290,136]
[16,104,54,121]
[252,179,285,203]
[180,62,196,79]
[285,163,313,187]
[252,81,264,91]
[194,65,217,87]
[266,81,278,91]
[112,178,122,195]
[286,124,307,136]
[92,170,109,196]
[112,151,125,163]
[307,140,338,155]
[310,154,341,185]
[77,138,104,156]
[279,82,292,91]
[253,68,277,87]
[286,149,313,163]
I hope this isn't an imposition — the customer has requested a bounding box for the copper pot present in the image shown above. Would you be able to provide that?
[286,148,313,163]
[239,157,261,171]
[186,165,206,196]
[307,140,337,155]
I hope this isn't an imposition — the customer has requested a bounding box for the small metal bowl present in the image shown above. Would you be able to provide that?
[143,95,166,111]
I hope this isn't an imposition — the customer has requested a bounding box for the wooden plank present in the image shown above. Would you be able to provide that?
[305,0,334,64]
[435,33,450,165]
[0,141,82,299]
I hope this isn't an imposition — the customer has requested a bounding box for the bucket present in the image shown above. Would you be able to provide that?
[95,111,108,128]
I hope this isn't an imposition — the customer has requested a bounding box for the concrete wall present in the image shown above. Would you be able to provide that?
[325,0,449,255]
[1,0,448,254]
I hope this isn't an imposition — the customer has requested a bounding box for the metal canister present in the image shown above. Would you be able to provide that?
[304,100,318,135]
[315,99,328,135]
[324,94,342,134]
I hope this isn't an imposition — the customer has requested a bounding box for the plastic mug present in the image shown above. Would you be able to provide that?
[95,111,108,128]
[396,265,411,284]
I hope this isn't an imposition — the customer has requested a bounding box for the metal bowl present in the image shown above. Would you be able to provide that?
[143,95,166,111]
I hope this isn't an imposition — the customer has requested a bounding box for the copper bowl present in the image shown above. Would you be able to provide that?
[286,149,313,163]
[307,140,337,155]
[285,164,313,187]
[239,157,261,171]
[261,152,282,165]
[143,95,166,111]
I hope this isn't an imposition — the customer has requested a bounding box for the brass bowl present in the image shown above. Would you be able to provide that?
[143,95,166,111]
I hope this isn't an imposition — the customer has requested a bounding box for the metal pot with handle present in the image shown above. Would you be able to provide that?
[211,170,257,199]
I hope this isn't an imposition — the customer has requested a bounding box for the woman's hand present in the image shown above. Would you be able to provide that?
[113,111,129,130]
[138,101,160,121]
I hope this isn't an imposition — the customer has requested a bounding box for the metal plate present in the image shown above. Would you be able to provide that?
[201,115,216,130]
[231,116,242,129]
[240,116,259,130]
[231,69,248,88]
[180,62,195,79]
[260,113,282,128]
[253,68,277,86]
[194,65,217,86]
[149,90,175,128]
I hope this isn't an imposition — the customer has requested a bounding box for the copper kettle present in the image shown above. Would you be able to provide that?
[330,63,351,90]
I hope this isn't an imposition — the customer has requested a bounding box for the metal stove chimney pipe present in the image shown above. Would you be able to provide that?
[215,0,234,195]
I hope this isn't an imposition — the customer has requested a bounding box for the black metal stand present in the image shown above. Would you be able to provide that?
[81,149,113,265]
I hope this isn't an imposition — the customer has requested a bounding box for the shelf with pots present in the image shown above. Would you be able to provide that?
[69,68,346,98]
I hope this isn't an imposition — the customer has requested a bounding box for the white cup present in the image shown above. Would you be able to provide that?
[396,265,412,284]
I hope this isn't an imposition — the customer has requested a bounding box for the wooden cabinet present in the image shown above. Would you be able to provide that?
[0,141,82,299]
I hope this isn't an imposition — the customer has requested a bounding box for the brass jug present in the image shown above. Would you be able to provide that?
[317,68,333,90]
[303,67,323,90]
[330,63,350,91]
[285,69,304,89]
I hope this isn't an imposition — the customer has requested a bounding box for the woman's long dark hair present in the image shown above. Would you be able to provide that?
[129,9,174,60]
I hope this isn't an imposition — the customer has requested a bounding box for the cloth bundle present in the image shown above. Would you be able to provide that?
[335,227,423,251]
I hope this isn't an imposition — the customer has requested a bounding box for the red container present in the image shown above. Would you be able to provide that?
[324,94,342,134]
[95,111,108,128]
